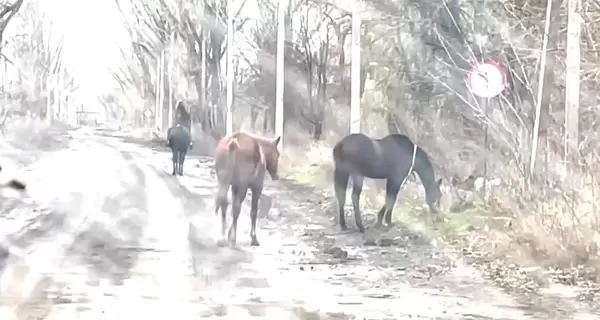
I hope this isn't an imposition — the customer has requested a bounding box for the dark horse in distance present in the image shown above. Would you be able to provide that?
[214,132,281,246]
[167,101,193,176]
[174,100,192,133]
[333,133,442,233]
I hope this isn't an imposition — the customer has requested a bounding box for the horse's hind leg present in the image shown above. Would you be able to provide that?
[170,147,177,176]
[227,185,247,246]
[249,185,262,246]
[215,183,229,246]
[350,175,365,233]
[178,149,187,176]
[334,167,350,230]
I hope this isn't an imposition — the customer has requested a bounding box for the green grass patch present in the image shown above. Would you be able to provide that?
[284,167,496,241]
[283,165,331,189]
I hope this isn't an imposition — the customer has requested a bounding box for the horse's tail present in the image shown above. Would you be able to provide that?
[227,137,239,151]
[215,137,238,184]
[332,142,343,165]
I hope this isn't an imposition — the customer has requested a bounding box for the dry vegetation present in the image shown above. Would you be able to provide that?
[244,0,600,301]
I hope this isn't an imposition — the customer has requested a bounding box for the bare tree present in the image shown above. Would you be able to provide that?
[1,1,72,124]
[0,0,24,50]
[297,3,335,140]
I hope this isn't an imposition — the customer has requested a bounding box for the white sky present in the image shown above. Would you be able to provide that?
[41,0,128,103]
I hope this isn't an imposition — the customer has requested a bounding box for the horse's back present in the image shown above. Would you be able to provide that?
[168,125,191,150]
[215,132,264,184]
[333,133,384,177]
[216,132,261,161]
[333,133,418,178]
[378,134,415,152]
[333,133,376,157]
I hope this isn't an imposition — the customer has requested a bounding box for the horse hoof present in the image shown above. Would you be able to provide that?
[250,239,260,246]
[373,223,384,229]
[357,227,366,233]
[172,172,176,176]
[385,222,394,228]
[216,239,228,247]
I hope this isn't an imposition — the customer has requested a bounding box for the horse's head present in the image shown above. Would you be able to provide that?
[263,136,281,180]
[425,178,443,213]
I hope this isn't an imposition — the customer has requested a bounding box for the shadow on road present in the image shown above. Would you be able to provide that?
[67,156,149,286]
[141,149,255,287]
[98,139,256,295]
[0,148,150,315]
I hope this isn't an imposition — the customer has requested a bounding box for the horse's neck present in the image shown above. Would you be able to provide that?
[252,143,266,176]
[414,164,435,189]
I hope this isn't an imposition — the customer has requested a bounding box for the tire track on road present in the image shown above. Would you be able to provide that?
[1,138,142,320]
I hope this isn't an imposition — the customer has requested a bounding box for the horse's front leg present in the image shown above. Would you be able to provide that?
[383,180,401,227]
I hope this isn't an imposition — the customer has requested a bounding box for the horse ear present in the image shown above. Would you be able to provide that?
[273,136,281,146]
[436,178,442,186]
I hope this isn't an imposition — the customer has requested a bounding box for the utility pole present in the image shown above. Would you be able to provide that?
[565,0,581,174]
[168,33,175,127]
[225,0,234,135]
[350,0,361,133]
[154,55,160,130]
[275,0,286,145]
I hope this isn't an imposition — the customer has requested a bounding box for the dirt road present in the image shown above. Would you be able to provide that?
[0,128,593,319]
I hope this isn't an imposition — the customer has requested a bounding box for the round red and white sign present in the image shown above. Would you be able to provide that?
[466,61,507,98]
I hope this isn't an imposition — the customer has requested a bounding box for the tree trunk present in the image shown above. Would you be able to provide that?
[275,0,286,143]
[565,0,581,173]
[350,2,361,133]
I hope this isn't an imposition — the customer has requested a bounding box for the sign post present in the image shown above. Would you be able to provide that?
[144,108,153,131]
[466,60,507,192]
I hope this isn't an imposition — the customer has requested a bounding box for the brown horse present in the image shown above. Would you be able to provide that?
[214,132,281,246]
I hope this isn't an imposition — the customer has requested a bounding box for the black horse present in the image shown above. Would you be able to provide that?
[167,124,192,176]
[333,133,442,233]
